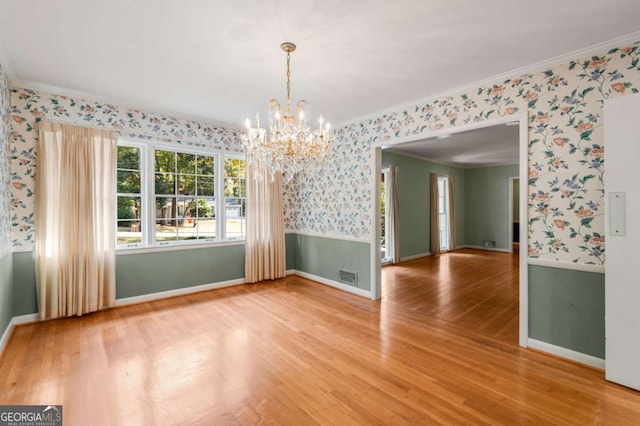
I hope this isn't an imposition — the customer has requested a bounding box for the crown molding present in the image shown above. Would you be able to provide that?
[12,79,244,131]
[0,43,17,84]
[336,31,640,128]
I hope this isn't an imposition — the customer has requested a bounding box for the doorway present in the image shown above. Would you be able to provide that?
[437,176,451,252]
[381,168,392,264]
[370,114,528,347]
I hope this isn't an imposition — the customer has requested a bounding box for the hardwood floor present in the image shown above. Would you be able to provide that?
[383,248,519,344]
[1,250,640,424]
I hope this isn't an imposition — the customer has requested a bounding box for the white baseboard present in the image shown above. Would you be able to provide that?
[528,338,605,370]
[114,278,245,307]
[0,313,39,356]
[400,252,432,262]
[460,245,511,253]
[290,270,371,298]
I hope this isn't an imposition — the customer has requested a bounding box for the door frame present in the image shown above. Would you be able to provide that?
[369,113,529,347]
[508,176,519,254]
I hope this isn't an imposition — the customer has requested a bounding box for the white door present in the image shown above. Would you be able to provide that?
[604,92,640,391]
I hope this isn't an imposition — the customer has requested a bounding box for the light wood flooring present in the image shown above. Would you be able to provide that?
[1,249,640,424]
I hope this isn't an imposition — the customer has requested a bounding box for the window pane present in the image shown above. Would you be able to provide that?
[197,156,215,175]
[155,196,175,219]
[155,150,176,172]
[195,198,215,219]
[117,219,142,245]
[224,158,244,178]
[155,220,178,242]
[197,219,216,240]
[155,173,175,194]
[117,196,141,220]
[177,221,198,241]
[197,176,215,196]
[117,146,140,170]
[225,218,245,240]
[117,170,141,193]
[178,174,196,195]
[177,152,196,174]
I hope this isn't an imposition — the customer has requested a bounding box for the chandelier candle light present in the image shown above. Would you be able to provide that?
[243,42,331,181]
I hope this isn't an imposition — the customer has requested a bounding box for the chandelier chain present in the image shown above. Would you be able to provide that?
[286,51,291,101]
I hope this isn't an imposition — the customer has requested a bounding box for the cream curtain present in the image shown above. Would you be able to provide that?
[447,175,457,250]
[430,172,441,255]
[388,166,401,264]
[35,122,117,320]
[244,163,286,283]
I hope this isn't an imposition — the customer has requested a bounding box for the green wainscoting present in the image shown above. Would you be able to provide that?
[0,251,13,339]
[116,244,246,299]
[10,244,246,314]
[529,264,605,359]
[289,233,371,291]
[12,251,36,316]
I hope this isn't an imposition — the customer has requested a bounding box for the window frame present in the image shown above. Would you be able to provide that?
[116,138,246,251]
[116,140,146,249]
[223,154,247,242]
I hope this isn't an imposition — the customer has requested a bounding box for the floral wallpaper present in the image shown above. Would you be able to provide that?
[0,64,11,253]
[292,40,640,265]
[8,39,640,266]
[9,88,245,248]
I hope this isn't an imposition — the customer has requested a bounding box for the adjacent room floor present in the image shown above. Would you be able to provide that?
[383,248,519,345]
[1,250,639,424]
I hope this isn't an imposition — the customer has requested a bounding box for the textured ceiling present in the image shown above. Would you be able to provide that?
[0,0,639,130]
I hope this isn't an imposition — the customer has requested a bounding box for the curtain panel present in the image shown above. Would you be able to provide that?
[388,166,401,264]
[35,122,117,320]
[244,164,286,283]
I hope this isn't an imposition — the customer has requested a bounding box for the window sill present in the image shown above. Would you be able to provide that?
[116,240,245,255]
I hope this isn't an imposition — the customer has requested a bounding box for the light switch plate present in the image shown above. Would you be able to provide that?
[609,192,626,236]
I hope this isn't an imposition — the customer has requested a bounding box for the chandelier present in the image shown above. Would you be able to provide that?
[243,42,331,181]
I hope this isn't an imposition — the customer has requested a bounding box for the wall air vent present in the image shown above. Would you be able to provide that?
[339,270,358,286]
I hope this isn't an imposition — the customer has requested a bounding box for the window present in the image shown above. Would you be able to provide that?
[438,176,450,251]
[117,144,144,247]
[224,158,246,240]
[116,141,245,249]
[154,149,216,243]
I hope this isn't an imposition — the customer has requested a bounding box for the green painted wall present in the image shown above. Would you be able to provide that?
[464,165,519,250]
[116,244,245,298]
[12,251,37,316]
[292,233,371,291]
[529,265,605,359]
[381,151,465,258]
[285,233,296,271]
[0,251,13,337]
[10,244,246,312]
